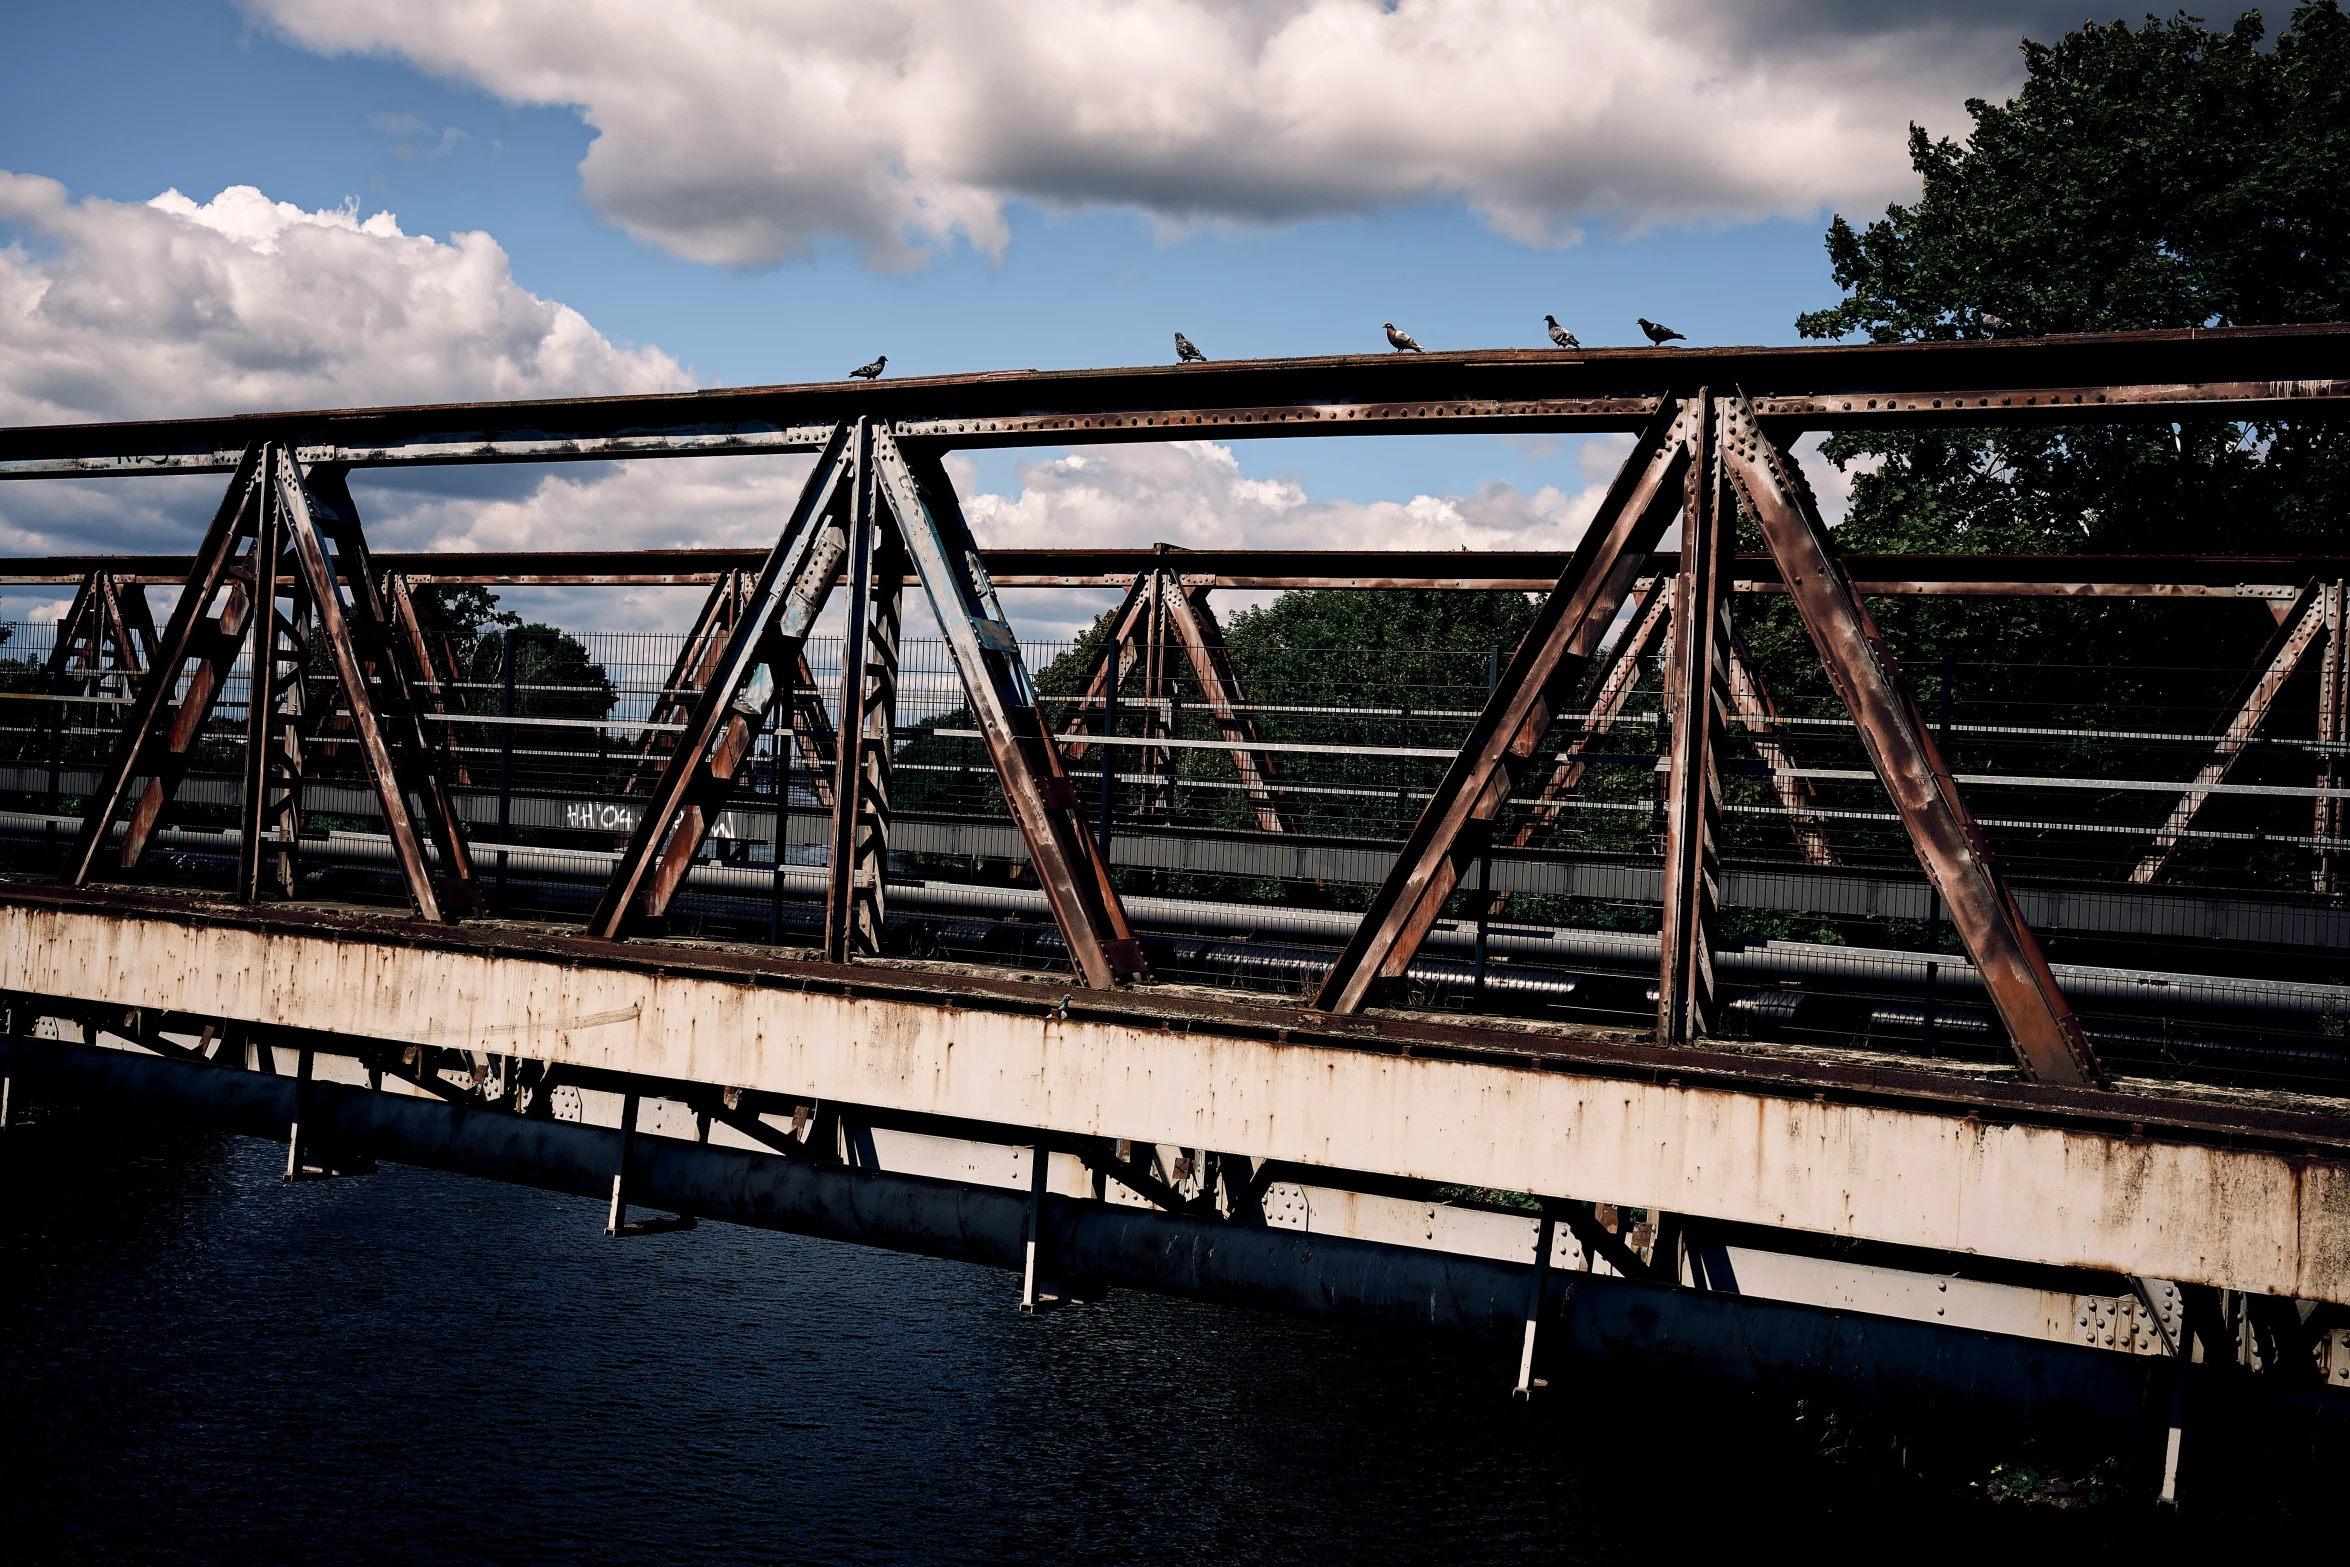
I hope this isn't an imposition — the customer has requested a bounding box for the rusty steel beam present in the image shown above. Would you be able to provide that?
[7,547,2344,595]
[2129,584,2330,886]
[236,463,302,902]
[824,421,902,964]
[1718,395,2101,1088]
[1312,399,1697,1014]
[3,326,2343,480]
[871,431,1147,988]
[1657,391,1729,1043]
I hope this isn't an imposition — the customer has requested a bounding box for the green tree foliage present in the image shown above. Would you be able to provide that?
[1790,3,2349,573]
[1752,4,2350,891]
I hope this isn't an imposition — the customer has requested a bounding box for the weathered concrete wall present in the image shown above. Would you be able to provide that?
[8,900,2348,1304]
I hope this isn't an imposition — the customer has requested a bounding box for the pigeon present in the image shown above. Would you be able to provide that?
[1638,318,1685,346]
[1384,322,1425,353]
[849,355,887,380]
[1543,314,1581,350]
[1174,331,1207,364]
[1979,312,2011,336]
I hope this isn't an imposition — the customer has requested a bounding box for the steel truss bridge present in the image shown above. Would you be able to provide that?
[4,327,2349,1502]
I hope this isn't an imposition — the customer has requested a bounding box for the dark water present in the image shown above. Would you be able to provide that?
[1,1112,2219,1564]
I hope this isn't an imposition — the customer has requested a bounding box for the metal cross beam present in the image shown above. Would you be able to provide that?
[8,547,2343,596]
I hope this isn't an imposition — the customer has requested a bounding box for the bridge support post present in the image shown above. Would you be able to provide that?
[282,1047,313,1180]
[606,1090,641,1235]
[1020,1143,1051,1313]
[1512,1214,1556,1399]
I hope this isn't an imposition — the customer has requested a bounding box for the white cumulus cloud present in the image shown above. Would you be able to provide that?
[241,0,2127,269]
[0,171,690,427]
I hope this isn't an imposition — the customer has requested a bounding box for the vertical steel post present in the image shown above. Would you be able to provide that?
[497,629,514,913]
[1513,1214,1556,1398]
[1020,1143,1051,1313]
[606,1090,641,1235]
[1097,645,1118,856]
[1658,390,1727,1045]
[770,694,789,946]
[237,451,285,903]
[825,420,879,965]
[2317,579,2345,896]
[283,1046,314,1181]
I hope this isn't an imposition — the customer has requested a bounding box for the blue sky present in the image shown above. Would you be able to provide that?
[0,0,2154,633]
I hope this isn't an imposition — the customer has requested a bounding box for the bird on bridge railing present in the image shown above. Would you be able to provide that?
[1175,331,1207,363]
[1979,312,2013,336]
[1543,314,1581,349]
[849,355,887,380]
[1384,322,1425,352]
[1638,318,1685,346]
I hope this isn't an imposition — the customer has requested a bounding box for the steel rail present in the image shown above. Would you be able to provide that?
[1,326,2344,479]
[4,549,2343,591]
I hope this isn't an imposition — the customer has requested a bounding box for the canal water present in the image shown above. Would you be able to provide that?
[0,1112,2217,1563]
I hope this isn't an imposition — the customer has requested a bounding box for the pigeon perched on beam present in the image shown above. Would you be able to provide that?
[1174,332,1207,363]
[1543,314,1581,349]
[1637,319,1685,346]
[849,355,887,380]
[1384,322,1424,353]
[1979,312,2011,336]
